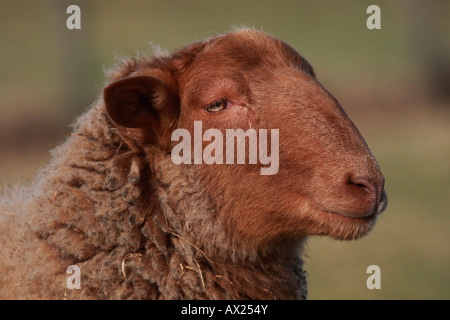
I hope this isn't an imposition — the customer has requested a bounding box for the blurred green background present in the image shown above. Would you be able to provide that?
[0,0,449,299]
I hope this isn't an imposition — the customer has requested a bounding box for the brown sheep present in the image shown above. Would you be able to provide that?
[0,28,387,299]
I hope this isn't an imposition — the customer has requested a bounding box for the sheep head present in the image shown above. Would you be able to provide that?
[103,29,387,252]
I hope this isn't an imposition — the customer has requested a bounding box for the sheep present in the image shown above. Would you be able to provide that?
[0,28,387,300]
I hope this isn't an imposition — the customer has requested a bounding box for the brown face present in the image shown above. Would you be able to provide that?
[104,29,387,248]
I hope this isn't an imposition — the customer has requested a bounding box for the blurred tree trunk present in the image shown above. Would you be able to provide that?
[51,0,97,123]
[406,0,450,102]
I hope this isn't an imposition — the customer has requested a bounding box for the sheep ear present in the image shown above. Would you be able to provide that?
[103,75,178,130]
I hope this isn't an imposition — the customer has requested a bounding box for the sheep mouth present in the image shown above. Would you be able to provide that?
[328,210,378,220]
[311,205,379,224]
[316,189,388,220]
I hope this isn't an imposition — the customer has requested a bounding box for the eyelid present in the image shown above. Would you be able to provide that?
[204,99,231,112]
[206,98,226,106]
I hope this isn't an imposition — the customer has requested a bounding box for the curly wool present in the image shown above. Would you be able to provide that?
[0,97,307,300]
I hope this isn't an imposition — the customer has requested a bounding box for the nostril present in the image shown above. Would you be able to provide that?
[347,174,388,215]
[347,175,377,199]
[342,173,386,216]
[348,176,371,189]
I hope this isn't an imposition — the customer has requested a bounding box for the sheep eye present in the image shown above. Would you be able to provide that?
[205,99,227,112]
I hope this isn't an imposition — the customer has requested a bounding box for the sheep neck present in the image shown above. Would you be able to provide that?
[145,146,308,299]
